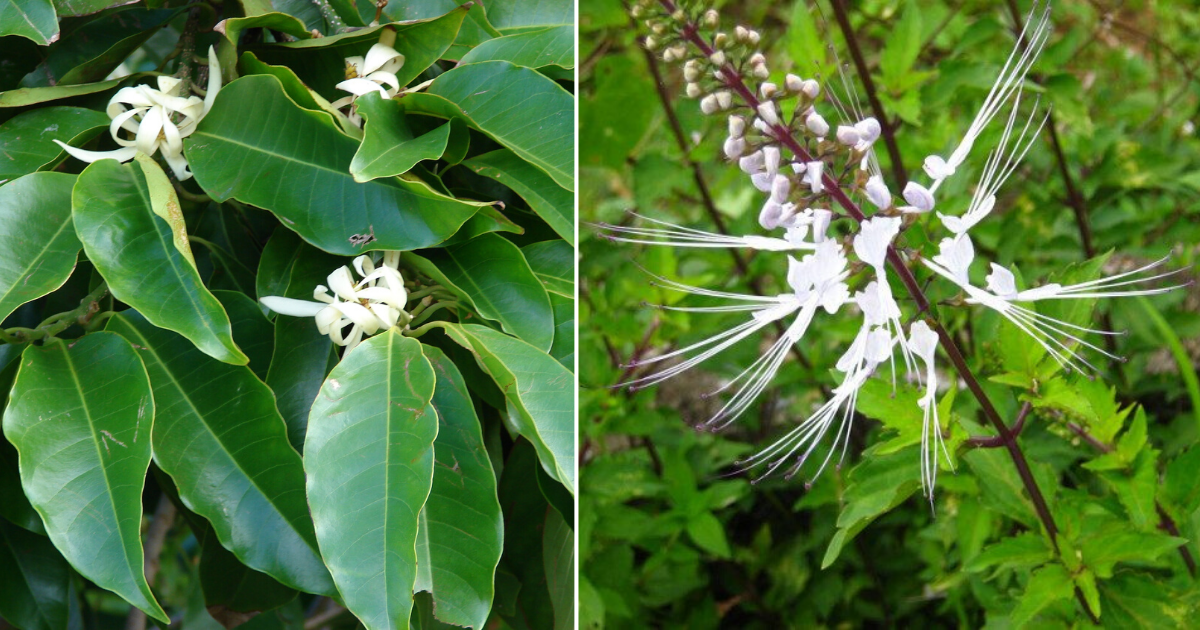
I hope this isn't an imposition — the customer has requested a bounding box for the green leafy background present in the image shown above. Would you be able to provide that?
[580,0,1200,627]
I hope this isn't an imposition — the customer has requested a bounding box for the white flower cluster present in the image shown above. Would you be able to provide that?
[602,2,1183,498]
[332,32,406,127]
[261,251,409,351]
[54,47,222,181]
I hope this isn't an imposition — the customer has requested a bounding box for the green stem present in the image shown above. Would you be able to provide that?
[403,321,444,338]
[0,283,110,344]
[409,301,461,327]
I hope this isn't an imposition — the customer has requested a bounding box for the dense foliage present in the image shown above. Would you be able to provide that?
[0,0,574,627]
[580,0,1200,627]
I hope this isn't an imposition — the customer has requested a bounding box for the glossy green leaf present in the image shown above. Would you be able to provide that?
[437,205,524,246]
[0,73,158,108]
[238,51,359,137]
[0,107,109,181]
[373,0,499,58]
[462,150,573,245]
[0,172,81,324]
[436,323,574,494]
[214,290,275,380]
[352,93,468,183]
[21,8,180,87]
[485,0,572,32]
[543,508,574,630]
[248,7,469,100]
[495,440,552,630]
[73,158,247,365]
[217,13,312,50]
[258,229,343,449]
[3,333,167,622]
[521,240,573,297]
[306,331,439,630]
[548,293,573,369]
[458,25,573,69]
[406,61,574,191]
[417,347,503,630]
[187,74,485,256]
[197,521,298,621]
[0,0,57,46]
[0,346,43,534]
[0,518,70,630]
[105,311,335,596]
[51,0,132,17]
[418,233,553,351]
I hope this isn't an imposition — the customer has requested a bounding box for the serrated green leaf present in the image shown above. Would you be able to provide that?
[106,311,335,596]
[352,93,468,183]
[436,322,574,494]
[0,107,109,181]
[73,158,247,365]
[458,25,573,69]
[306,331,438,629]
[964,532,1052,574]
[1099,574,1189,628]
[0,172,80,325]
[416,347,504,630]
[187,74,486,256]
[1079,524,1184,578]
[417,233,553,351]
[822,445,921,568]
[1010,563,1072,627]
[462,149,574,245]
[404,61,574,191]
[3,333,167,622]
[0,518,70,630]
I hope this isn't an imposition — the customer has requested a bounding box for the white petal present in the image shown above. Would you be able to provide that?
[261,296,326,317]
[135,106,163,156]
[53,140,138,164]
[363,43,404,75]
[336,78,388,97]
[204,46,222,116]
[327,266,359,301]
[985,263,1019,299]
[908,320,938,361]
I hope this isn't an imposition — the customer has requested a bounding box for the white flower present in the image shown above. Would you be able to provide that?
[332,38,407,126]
[902,181,935,212]
[757,101,779,126]
[908,320,951,499]
[864,175,891,209]
[802,160,825,193]
[261,251,409,352]
[805,111,829,137]
[54,46,222,181]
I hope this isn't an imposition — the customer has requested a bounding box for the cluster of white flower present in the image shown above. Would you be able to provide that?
[332,31,406,127]
[260,251,410,351]
[602,1,1183,498]
[54,47,222,181]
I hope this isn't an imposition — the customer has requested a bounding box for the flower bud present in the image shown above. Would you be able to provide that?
[784,74,803,93]
[747,30,760,46]
[749,52,766,67]
[630,4,642,18]
[714,33,729,49]
[650,21,666,35]
[686,82,702,98]
[836,125,861,147]
[671,9,685,22]
[756,101,779,126]
[703,9,719,28]
[753,118,770,133]
[709,51,726,66]
[735,26,749,42]
[683,59,701,81]
[759,199,783,230]
[700,94,718,114]
[728,115,745,139]
[644,36,658,51]
[753,64,770,79]
[662,48,677,62]
[760,82,778,99]
[811,208,832,242]
[770,174,791,202]
[923,155,954,181]
[801,79,820,99]
[805,112,829,136]
[763,146,781,173]
[723,136,745,160]
[855,117,881,144]
[902,181,935,212]
[864,175,891,209]
[739,150,764,174]
[803,161,825,193]
[715,90,732,110]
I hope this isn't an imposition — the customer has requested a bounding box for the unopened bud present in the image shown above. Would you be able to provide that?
[747,30,760,46]
[801,79,820,99]
[760,82,778,99]
[739,150,765,174]
[683,59,701,81]
[855,117,881,145]
[864,175,891,209]
[650,21,666,35]
[805,112,829,136]
[671,9,685,22]
[715,90,733,110]
[770,174,791,202]
[763,146,781,173]
[662,48,677,62]
[756,101,779,126]
[728,115,745,139]
[723,136,746,160]
[700,94,719,114]
[709,50,726,66]
[752,64,770,80]
[686,82,702,98]
[714,32,729,49]
[735,26,749,42]
[703,9,719,28]
[902,182,935,212]
[811,209,832,242]
[803,161,825,193]
[785,74,803,93]
[644,36,658,51]
[836,125,861,147]
[749,53,766,67]
[630,5,642,18]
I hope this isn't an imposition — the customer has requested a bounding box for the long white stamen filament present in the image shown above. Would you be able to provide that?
[596,215,813,251]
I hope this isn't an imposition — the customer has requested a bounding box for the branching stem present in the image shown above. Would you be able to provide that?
[657,0,1096,620]
[0,282,110,345]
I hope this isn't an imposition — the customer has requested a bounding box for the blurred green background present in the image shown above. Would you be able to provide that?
[578,0,1200,627]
